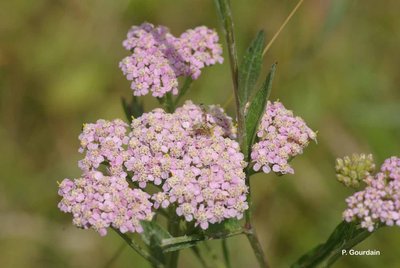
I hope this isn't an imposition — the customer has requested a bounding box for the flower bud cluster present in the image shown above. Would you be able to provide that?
[335,154,375,188]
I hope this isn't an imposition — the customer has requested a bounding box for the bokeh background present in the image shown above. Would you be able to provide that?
[1,0,400,267]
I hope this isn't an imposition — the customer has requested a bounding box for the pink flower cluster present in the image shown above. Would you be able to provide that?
[126,101,247,229]
[58,171,153,236]
[119,23,223,97]
[58,102,247,234]
[174,26,224,79]
[251,101,316,174]
[343,157,400,231]
[78,119,129,176]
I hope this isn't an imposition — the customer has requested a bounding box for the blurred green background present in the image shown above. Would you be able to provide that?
[1,0,399,267]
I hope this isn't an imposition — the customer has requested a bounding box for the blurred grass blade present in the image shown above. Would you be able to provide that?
[244,63,277,159]
[291,221,376,268]
[222,239,231,268]
[140,221,172,264]
[238,30,266,106]
[103,243,126,268]
[214,0,239,91]
[262,0,305,56]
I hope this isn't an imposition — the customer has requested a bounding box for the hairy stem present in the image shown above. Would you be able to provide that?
[214,0,246,150]
[244,175,270,268]
[245,229,269,268]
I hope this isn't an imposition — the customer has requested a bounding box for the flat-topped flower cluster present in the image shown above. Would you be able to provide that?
[251,101,316,174]
[58,23,316,237]
[58,100,315,235]
[343,156,400,231]
[59,102,248,235]
[120,23,223,97]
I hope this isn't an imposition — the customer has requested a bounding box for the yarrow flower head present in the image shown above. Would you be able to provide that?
[125,101,247,229]
[59,101,248,234]
[250,101,316,175]
[335,153,375,188]
[120,23,223,97]
[58,171,153,236]
[343,156,400,232]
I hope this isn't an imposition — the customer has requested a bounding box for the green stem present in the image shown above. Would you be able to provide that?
[191,246,209,268]
[174,78,193,107]
[165,92,175,113]
[112,228,164,267]
[245,228,269,268]
[167,207,181,268]
[103,242,126,268]
[121,95,144,122]
[222,239,231,268]
[244,175,270,268]
[214,0,246,150]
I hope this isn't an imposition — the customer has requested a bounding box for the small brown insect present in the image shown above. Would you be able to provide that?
[192,104,214,136]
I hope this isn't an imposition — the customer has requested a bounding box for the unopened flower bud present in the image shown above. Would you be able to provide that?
[335,153,375,188]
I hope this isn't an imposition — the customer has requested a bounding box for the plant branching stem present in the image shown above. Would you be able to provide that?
[191,246,209,268]
[174,78,193,107]
[165,93,175,113]
[112,228,164,267]
[166,96,180,268]
[244,175,270,268]
[167,207,181,268]
[214,0,271,267]
[214,0,246,151]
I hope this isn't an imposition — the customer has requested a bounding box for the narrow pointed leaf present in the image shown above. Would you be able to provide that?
[204,218,242,236]
[291,221,377,268]
[244,63,277,159]
[161,235,203,252]
[238,30,266,106]
[140,221,172,264]
[161,221,244,252]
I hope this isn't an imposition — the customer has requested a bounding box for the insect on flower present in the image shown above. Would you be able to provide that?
[192,104,215,136]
